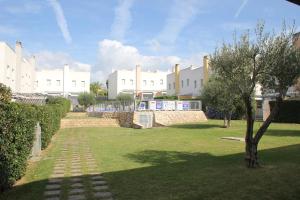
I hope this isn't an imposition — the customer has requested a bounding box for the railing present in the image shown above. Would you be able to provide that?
[87,100,202,112]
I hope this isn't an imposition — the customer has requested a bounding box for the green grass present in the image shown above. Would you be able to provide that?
[1,120,300,200]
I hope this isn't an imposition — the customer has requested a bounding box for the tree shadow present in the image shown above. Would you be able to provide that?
[170,123,223,129]
[1,145,300,200]
[265,129,300,137]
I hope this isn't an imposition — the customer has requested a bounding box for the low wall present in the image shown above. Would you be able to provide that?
[88,112,134,127]
[153,111,207,126]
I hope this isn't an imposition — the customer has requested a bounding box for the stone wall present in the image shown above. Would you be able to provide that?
[61,118,120,128]
[88,112,134,128]
[153,111,207,126]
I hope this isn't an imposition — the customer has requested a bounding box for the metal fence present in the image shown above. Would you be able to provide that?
[12,93,47,105]
[87,100,202,112]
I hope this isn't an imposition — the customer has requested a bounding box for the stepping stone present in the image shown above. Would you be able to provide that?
[88,171,100,175]
[93,192,112,198]
[48,178,63,184]
[93,185,109,191]
[68,194,86,200]
[91,175,104,180]
[45,197,60,200]
[70,177,82,182]
[69,188,85,194]
[71,183,84,188]
[44,190,61,196]
[51,174,64,178]
[92,180,107,186]
[53,170,65,174]
[71,169,81,173]
[46,184,61,190]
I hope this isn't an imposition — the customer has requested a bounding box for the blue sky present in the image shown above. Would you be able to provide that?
[0,0,299,82]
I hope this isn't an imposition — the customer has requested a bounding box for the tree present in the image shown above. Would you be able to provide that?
[77,92,96,109]
[90,82,107,96]
[0,83,12,103]
[211,22,300,168]
[116,93,134,110]
[201,76,243,127]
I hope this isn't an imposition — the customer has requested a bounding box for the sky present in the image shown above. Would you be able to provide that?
[0,0,299,83]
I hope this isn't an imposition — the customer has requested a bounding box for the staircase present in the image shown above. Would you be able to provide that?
[60,118,120,129]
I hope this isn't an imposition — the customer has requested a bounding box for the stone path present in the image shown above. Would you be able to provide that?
[44,136,113,200]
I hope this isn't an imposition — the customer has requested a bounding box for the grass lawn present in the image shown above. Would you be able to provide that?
[1,120,300,200]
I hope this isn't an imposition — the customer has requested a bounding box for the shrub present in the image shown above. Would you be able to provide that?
[270,100,300,123]
[78,92,96,109]
[46,96,71,117]
[0,103,37,191]
[154,95,177,100]
[0,83,12,103]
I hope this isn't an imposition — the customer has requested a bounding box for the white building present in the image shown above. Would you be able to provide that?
[35,64,90,96]
[0,41,90,97]
[0,41,36,93]
[167,56,209,98]
[108,66,169,100]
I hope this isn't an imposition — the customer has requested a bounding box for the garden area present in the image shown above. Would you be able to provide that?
[1,120,300,200]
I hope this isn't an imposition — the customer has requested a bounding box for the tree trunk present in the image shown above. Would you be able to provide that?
[223,114,228,128]
[227,112,232,127]
[244,95,255,167]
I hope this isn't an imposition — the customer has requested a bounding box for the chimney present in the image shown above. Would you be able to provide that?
[136,65,141,97]
[203,56,209,85]
[175,64,180,96]
[15,41,23,92]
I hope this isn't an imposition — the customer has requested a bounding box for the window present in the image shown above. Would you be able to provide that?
[200,79,204,87]
[46,79,51,86]
[187,79,190,87]
[122,79,125,84]
[168,83,171,90]
[160,79,163,85]
[151,80,154,86]
[181,80,184,88]
[194,80,197,88]
[143,80,147,86]
[173,82,175,89]
[130,79,134,85]
[56,80,61,86]
[72,80,76,87]
[81,81,85,87]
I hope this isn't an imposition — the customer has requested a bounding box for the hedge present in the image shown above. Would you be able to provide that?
[270,100,300,123]
[0,103,37,191]
[0,96,71,191]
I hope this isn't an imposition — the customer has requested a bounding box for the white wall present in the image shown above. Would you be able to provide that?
[167,66,204,97]
[108,69,168,99]
[35,65,90,96]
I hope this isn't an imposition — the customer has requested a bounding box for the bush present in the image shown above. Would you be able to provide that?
[0,103,37,191]
[0,83,12,103]
[154,95,177,100]
[116,93,134,101]
[270,100,300,123]
[78,92,96,109]
[37,105,62,149]
[46,96,71,117]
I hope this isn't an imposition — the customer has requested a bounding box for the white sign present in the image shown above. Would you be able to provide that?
[162,101,175,110]
[149,101,156,110]
[176,101,183,110]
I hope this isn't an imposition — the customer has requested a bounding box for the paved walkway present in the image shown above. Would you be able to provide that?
[43,136,113,200]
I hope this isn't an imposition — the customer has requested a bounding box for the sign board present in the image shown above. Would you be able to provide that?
[182,101,190,110]
[176,101,183,110]
[139,101,146,110]
[156,101,163,110]
[149,101,156,110]
[162,101,175,110]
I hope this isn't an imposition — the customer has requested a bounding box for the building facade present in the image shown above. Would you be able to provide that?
[35,64,90,96]
[0,41,90,96]
[0,41,36,93]
[167,56,209,98]
[107,66,168,100]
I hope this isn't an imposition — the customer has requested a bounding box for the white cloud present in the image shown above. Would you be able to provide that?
[5,2,42,14]
[0,25,18,35]
[35,51,90,71]
[149,0,202,51]
[234,0,248,18]
[111,0,135,41]
[48,0,72,44]
[94,39,207,83]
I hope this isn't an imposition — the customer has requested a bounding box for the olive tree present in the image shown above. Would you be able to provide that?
[211,23,300,167]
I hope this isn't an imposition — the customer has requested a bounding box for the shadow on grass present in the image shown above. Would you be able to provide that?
[2,145,300,200]
[170,123,223,129]
[265,129,300,137]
